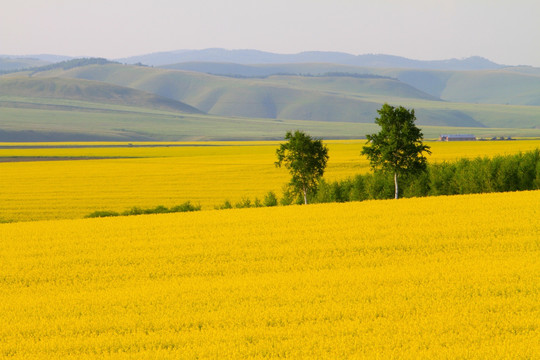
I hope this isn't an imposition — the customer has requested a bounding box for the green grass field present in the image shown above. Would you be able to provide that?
[2,97,540,141]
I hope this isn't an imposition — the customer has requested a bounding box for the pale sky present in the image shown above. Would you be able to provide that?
[1,0,539,66]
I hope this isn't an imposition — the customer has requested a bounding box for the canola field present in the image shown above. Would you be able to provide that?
[1,140,540,222]
[0,190,538,359]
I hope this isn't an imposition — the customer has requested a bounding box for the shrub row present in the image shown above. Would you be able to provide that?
[85,149,540,216]
[215,192,279,209]
[214,149,540,208]
[86,201,201,218]
[314,149,540,203]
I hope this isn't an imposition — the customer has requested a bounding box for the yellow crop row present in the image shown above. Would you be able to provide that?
[1,140,539,222]
[1,190,538,358]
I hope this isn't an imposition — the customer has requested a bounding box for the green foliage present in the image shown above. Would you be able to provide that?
[168,202,201,212]
[536,161,540,189]
[428,162,458,195]
[349,175,368,201]
[365,172,395,200]
[313,179,334,203]
[362,103,431,198]
[85,210,121,218]
[86,202,201,218]
[401,171,430,198]
[315,179,351,203]
[275,130,329,204]
[122,207,145,216]
[215,200,233,210]
[263,191,278,207]
[235,197,252,209]
[311,149,540,203]
[279,187,296,206]
[215,197,263,209]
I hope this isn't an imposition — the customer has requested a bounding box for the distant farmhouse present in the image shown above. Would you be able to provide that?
[439,134,477,141]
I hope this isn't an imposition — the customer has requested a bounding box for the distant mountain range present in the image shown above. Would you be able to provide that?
[117,49,505,71]
[2,49,505,71]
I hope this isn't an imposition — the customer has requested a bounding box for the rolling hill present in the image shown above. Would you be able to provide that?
[0,57,51,73]
[377,68,540,106]
[22,63,487,126]
[24,62,540,127]
[439,71,540,105]
[162,62,540,106]
[0,77,202,114]
[1,58,540,141]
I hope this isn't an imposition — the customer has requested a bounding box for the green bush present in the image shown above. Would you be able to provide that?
[349,175,368,201]
[170,201,201,212]
[533,162,540,189]
[366,172,394,199]
[87,201,201,218]
[253,198,263,208]
[517,150,539,190]
[263,191,278,207]
[85,210,120,218]
[279,187,296,206]
[122,207,144,216]
[313,179,333,203]
[429,162,457,195]
[235,197,252,209]
[215,200,233,210]
[401,171,430,198]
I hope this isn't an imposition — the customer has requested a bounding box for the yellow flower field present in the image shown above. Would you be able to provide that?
[1,140,539,222]
[0,190,538,359]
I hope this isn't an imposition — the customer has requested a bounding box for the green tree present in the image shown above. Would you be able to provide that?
[275,130,329,204]
[362,104,431,199]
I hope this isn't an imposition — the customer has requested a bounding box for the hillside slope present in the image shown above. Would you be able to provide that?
[163,62,540,106]
[23,63,489,126]
[0,58,50,72]
[439,70,540,105]
[0,76,203,114]
[3,61,540,138]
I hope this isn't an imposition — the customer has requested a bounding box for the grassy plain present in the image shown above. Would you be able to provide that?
[1,140,540,222]
[0,190,538,358]
[0,100,388,141]
[4,101,540,142]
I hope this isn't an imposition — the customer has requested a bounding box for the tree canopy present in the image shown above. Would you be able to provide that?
[275,130,329,204]
[362,103,431,199]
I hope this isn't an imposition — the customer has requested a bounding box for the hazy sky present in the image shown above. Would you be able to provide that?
[2,0,539,66]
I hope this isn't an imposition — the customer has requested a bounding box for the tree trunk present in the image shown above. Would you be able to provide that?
[394,172,399,199]
[303,185,308,204]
